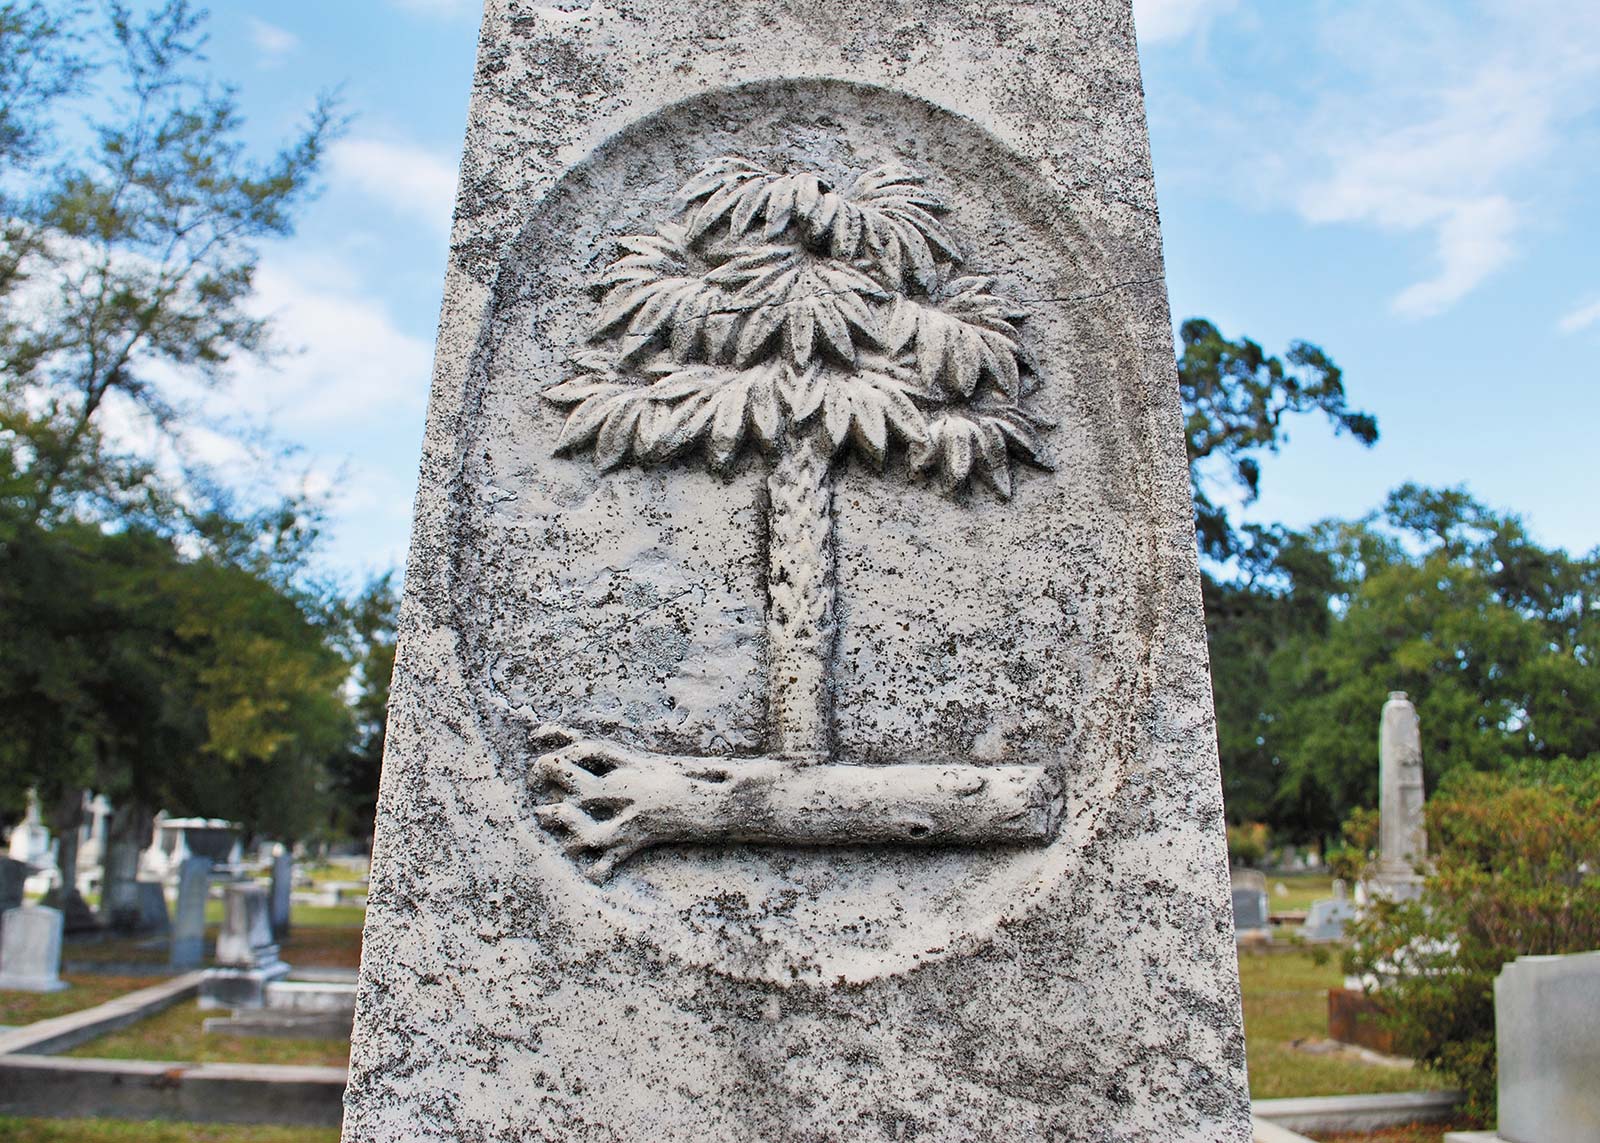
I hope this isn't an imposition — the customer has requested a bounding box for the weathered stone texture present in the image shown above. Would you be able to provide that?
[345,1,1249,1139]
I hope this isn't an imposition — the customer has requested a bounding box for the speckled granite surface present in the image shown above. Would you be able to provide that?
[344,3,1250,1139]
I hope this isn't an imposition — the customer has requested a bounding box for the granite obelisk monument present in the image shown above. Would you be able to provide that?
[344,1,1250,1138]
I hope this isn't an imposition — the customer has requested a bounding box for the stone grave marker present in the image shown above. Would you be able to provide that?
[1368,691,1427,902]
[134,881,170,935]
[1231,870,1271,944]
[1303,894,1355,943]
[171,856,212,970]
[1493,951,1600,1143]
[200,883,288,1009]
[0,905,68,993]
[344,1,1250,1139]
[269,850,293,940]
[0,857,29,914]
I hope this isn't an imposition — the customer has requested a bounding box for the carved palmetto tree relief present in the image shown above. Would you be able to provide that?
[534,157,1062,881]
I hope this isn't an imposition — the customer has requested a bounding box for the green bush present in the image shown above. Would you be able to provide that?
[1326,806,1380,883]
[1343,759,1600,1122]
[1228,821,1271,866]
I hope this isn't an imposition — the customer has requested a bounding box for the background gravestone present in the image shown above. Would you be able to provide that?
[1369,691,1427,901]
[269,850,293,940]
[200,884,288,1009]
[1303,892,1355,943]
[0,857,29,914]
[345,1,1250,1139]
[171,856,212,969]
[134,881,170,935]
[0,906,68,993]
[1494,951,1600,1143]
[1231,870,1271,944]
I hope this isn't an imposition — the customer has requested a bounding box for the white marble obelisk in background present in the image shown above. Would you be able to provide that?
[1373,691,1428,900]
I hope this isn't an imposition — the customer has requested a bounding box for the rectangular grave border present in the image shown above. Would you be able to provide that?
[1252,1090,1465,1134]
[0,969,348,1127]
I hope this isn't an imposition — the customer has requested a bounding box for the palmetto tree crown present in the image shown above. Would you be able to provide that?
[545,156,1049,496]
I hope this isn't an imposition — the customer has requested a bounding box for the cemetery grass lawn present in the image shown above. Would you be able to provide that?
[63,1000,349,1067]
[292,903,367,928]
[1239,950,1446,1099]
[0,974,166,1027]
[281,916,364,969]
[61,936,170,968]
[1268,873,1334,913]
[0,1118,339,1142]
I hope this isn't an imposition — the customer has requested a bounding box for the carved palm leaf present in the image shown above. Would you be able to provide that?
[704,246,886,368]
[781,354,932,468]
[547,357,787,471]
[678,158,960,295]
[881,276,1027,399]
[591,224,739,366]
[909,405,1051,498]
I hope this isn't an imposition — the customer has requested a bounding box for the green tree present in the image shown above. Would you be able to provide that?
[1,0,335,524]
[325,573,398,846]
[0,517,350,843]
[1173,318,1380,825]
[1178,318,1377,561]
[1265,487,1600,836]
[0,0,344,850]
[1203,523,1343,825]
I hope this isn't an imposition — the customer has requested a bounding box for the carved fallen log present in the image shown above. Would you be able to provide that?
[531,727,1063,882]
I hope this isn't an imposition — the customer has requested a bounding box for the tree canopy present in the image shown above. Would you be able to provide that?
[0,0,355,843]
[1208,485,1600,837]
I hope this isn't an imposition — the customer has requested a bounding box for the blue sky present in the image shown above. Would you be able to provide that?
[190,0,1599,581]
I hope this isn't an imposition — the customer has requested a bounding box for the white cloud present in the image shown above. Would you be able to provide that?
[248,18,300,65]
[1557,297,1600,335]
[1134,0,1237,44]
[1160,2,1600,318]
[229,259,434,428]
[328,138,460,232]
[93,252,433,570]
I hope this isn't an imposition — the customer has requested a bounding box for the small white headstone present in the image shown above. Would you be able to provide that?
[1302,896,1356,943]
[0,905,68,992]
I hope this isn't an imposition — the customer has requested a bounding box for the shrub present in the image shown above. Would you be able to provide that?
[1342,759,1600,1122]
[1228,821,1271,866]
[1327,806,1380,883]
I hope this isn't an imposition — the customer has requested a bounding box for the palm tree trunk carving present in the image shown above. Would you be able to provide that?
[766,425,837,760]
[534,156,1062,880]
